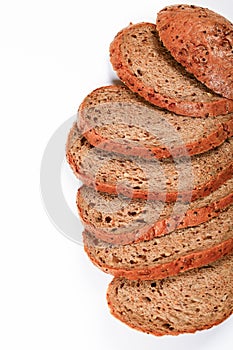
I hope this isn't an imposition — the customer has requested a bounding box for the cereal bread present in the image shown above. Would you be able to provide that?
[83,205,233,280]
[156,5,233,100]
[77,178,233,244]
[106,254,233,336]
[66,124,233,202]
[78,85,233,159]
[109,22,233,117]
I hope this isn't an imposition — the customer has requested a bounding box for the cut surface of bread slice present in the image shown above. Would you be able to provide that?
[78,85,233,159]
[156,5,233,100]
[83,205,233,280]
[109,22,233,117]
[107,254,233,336]
[77,177,233,244]
[66,124,233,202]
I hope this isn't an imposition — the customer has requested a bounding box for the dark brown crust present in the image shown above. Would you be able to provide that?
[106,281,233,336]
[156,5,233,100]
[83,236,233,281]
[110,22,233,117]
[66,145,233,202]
[77,188,233,244]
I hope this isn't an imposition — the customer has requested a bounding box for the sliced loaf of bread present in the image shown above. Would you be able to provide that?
[107,254,233,336]
[156,5,233,100]
[83,204,233,280]
[109,22,233,117]
[66,124,233,202]
[78,85,233,159]
[77,177,233,244]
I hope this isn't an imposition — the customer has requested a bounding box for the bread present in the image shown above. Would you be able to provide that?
[68,6,233,337]
[83,205,233,280]
[106,254,233,336]
[109,22,233,117]
[66,124,233,202]
[78,85,233,159]
[77,177,233,244]
[156,5,233,100]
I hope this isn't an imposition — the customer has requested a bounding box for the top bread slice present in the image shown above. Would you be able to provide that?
[78,85,233,159]
[156,5,233,100]
[109,22,233,117]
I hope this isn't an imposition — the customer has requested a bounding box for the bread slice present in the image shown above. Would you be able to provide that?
[77,177,233,244]
[109,22,233,117]
[83,205,233,280]
[156,5,233,100]
[107,254,233,336]
[66,124,233,202]
[78,85,233,159]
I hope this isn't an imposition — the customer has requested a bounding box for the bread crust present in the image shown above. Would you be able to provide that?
[78,86,233,159]
[156,5,233,100]
[110,22,233,117]
[77,187,233,244]
[83,236,233,280]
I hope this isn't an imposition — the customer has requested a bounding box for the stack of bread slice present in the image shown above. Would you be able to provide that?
[66,4,233,336]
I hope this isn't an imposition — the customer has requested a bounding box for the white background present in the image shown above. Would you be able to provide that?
[0,1,232,349]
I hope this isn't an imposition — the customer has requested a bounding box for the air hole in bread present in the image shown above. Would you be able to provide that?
[144,296,152,302]
[105,216,112,223]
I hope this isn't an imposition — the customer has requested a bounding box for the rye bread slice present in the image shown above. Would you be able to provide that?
[107,254,233,336]
[109,22,233,117]
[66,124,233,202]
[77,177,233,245]
[83,205,233,280]
[156,5,233,100]
[78,85,233,159]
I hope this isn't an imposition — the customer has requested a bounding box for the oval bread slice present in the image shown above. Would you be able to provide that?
[83,205,233,280]
[78,85,233,159]
[109,22,233,116]
[66,124,233,202]
[107,254,233,336]
[77,178,233,244]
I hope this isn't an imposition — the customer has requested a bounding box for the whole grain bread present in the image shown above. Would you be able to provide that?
[156,5,233,100]
[83,205,233,280]
[78,85,233,159]
[66,124,233,202]
[107,254,233,336]
[109,22,233,117]
[77,177,233,244]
